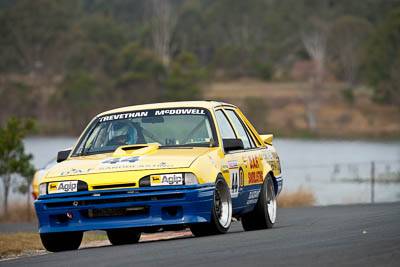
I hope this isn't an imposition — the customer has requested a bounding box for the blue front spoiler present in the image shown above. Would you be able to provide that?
[35,184,215,234]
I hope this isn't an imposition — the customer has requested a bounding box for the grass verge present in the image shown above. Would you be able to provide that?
[277,186,316,207]
[0,233,43,258]
[0,232,108,259]
[0,203,37,223]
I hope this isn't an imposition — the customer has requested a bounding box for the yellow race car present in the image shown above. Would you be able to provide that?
[35,101,282,252]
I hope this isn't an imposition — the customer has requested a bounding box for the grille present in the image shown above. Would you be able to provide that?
[92,183,136,190]
[45,193,185,208]
[81,206,149,218]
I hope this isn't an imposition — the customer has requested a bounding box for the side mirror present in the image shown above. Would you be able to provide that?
[260,134,274,145]
[57,149,72,163]
[223,138,244,152]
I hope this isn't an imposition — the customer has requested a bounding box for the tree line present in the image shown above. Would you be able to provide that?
[0,118,35,218]
[0,0,399,134]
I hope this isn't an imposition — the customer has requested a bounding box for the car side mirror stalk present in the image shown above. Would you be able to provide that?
[57,149,72,163]
[223,138,244,152]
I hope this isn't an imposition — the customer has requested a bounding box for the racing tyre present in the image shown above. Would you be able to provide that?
[40,231,83,252]
[190,177,232,236]
[241,174,276,231]
[107,228,141,245]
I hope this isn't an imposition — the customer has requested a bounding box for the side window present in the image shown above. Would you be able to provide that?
[246,125,260,147]
[238,112,261,147]
[225,109,254,149]
[215,110,236,139]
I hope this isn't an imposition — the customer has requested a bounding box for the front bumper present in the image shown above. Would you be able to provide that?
[35,184,215,234]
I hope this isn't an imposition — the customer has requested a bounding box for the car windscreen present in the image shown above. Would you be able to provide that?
[72,108,217,156]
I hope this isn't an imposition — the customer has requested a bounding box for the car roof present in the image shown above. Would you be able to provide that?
[97,101,237,117]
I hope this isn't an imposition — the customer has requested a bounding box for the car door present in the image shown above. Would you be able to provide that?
[223,108,266,212]
[214,109,247,213]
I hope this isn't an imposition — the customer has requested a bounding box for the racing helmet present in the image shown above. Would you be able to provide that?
[110,120,137,145]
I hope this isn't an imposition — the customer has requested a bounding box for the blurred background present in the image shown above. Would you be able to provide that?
[0,0,399,218]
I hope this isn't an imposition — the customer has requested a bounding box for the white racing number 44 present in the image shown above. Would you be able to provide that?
[229,169,239,198]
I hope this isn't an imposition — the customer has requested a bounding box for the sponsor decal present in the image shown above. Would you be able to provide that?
[99,111,149,122]
[229,167,241,198]
[99,165,135,171]
[101,156,141,165]
[151,174,183,186]
[48,181,78,194]
[154,109,205,116]
[98,163,174,171]
[49,183,57,190]
[248,170,263,184]
[151,175,161,185]
[239,167,244,187]
[266,151,281,172]
[227,161,242,197]
[99,108,206,122]
[228,160,238,169]
[246,189,260,204]
[248,155,263,184]
[60,168,94,176]
[248,156,260,169]
[262,150,272,161]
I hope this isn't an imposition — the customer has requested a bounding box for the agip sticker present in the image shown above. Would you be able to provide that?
[48,181,78,194]
[150,174,183,186]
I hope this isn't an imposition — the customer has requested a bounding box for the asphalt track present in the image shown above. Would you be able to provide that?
[2,202,400,267]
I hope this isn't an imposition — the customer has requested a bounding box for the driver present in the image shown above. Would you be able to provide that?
[109,120,137,146]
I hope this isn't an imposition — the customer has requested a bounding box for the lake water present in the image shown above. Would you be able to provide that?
[2,137,400,206]
[274,139,400,205]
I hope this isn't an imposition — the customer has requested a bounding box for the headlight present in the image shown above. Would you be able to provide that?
[184,173,199,185]
[39,183,47,196]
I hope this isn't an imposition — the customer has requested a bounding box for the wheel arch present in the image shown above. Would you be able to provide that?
[262,159,278,196]
[215,172,225,182]
[266,171,279,196]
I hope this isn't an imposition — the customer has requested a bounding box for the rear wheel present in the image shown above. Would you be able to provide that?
[241,174,276,231]
[190,177,232,236]
[40,231,83,252]
[107,228,141,245]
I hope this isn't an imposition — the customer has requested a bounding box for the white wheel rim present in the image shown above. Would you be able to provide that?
[214,182,232,228]
[266,179,277,223]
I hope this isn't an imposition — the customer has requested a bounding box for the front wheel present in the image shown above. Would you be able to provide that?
[40,231,83,252]
[190,177,232,236]
[241,174,277,231]
[107,228,141,245]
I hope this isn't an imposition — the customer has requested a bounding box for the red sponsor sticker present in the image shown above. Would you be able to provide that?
[248,170,263,184]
